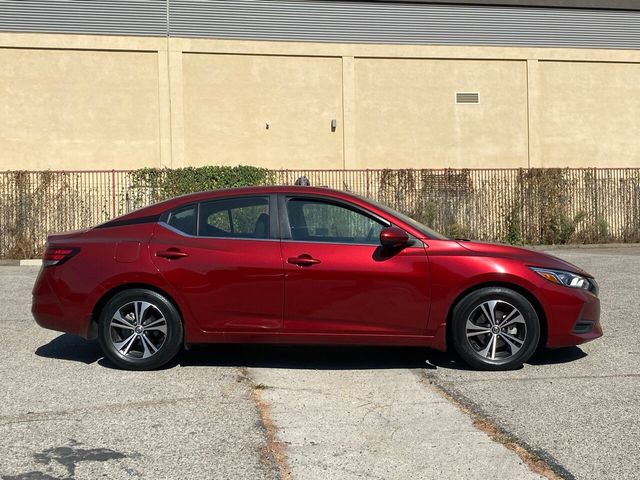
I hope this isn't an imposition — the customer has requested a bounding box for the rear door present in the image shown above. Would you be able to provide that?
[280,195,430,335]
[150,195,284,332]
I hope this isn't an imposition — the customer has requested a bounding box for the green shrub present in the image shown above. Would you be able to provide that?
[445,223,471,239]
[128,166,276,205]
[505,203,523,245]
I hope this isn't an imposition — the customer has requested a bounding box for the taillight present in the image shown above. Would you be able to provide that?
[42,247,79,267]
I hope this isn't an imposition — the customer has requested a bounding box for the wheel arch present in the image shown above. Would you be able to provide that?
[445,281,548,352]
[88,283,184,340]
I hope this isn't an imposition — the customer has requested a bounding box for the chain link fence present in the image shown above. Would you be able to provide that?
[1,168,639,258]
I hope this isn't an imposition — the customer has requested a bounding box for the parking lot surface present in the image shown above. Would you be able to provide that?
[427,247,640,480]
[0,269,278,480]
[1,246,638,479]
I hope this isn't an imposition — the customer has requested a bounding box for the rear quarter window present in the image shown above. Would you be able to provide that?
[166,204,197,236]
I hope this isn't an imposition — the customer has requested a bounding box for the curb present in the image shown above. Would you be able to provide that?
[532,243,640,250]
[20,259,42,266]
[0,259,42,266]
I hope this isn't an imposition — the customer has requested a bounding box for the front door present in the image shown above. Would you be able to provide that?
[150,195,284,332]
[280,195,430,335]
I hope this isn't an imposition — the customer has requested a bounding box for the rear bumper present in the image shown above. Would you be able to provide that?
[32,267,92,337]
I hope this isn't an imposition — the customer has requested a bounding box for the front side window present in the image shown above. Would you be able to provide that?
[358,194,449,240]
[286,198,385,244]
[166,204,197,236]
[199,196,270,239]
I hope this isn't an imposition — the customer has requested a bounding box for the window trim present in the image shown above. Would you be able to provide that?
[160,221,197,238]
[279,194,397,246]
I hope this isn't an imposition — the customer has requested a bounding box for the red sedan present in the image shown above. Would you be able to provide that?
[32,186,602,370]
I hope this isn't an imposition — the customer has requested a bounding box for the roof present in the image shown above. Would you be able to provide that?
[119,186,367,220]
[106,185,433,237]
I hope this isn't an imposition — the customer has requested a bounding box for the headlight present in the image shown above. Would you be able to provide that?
[530,267,596,293]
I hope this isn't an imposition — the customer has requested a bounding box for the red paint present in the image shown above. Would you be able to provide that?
[379,226,410,248]
[281,242,430,335]
[32,186,602,352]
[149,226,284,332]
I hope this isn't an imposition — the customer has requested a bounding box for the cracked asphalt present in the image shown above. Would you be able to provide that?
[426,247,640,480]
[1,246,638,479]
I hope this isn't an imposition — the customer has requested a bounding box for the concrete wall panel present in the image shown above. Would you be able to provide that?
[1,33,640,171]
[0,47,160,170]
[353,58,529,168]
[182,53,343,169]
[534,60,640,167]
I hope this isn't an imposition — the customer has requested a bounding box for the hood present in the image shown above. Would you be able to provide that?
[457,241,593,277]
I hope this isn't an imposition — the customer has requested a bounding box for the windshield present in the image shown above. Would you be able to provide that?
[358,195,449,240]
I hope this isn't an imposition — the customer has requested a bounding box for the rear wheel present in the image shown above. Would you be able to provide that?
[98,289,183,370]
[451,287,540,370]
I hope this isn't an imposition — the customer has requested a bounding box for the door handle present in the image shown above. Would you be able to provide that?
[287,255,321,266]
[156,248,189,259]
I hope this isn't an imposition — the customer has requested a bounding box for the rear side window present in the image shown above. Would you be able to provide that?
[199,196,270,239]
[166,204,196,236]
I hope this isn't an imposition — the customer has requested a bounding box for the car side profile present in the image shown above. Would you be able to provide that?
[32,186,602,370]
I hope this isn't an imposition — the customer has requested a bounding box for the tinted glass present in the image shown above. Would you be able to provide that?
[167,204,197,235]
[355,194,449,240]
[199,196,270,239]
[287,198,384,244]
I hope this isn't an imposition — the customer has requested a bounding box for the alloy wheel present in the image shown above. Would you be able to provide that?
[465,300,527,361]
[109,301,168,359]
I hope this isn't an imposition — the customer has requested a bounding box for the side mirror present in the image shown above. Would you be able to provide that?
[379,226,410,248]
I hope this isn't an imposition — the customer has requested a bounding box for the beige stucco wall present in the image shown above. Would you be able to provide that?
[0,46,160,170]
[354,58,529,168]
[1,32,640,171]
[182,53,343,169]
[534,60,640,167]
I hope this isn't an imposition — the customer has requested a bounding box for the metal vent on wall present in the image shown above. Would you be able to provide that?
[456,92,480,104]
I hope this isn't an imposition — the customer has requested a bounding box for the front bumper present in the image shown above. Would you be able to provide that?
[542,282,602,348]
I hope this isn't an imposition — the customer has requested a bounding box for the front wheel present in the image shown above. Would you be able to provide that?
[98,289,183,370]
[451,287,540,370]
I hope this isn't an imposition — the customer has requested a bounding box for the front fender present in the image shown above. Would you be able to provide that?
[425,253,546,350]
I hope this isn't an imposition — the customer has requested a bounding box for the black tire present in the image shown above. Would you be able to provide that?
[451,287,540,371]
[98,288,183,370]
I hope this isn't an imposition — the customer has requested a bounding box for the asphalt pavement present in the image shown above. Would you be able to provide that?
[426,247,640,480]
[1,246,638,479]
[0,267,278,480]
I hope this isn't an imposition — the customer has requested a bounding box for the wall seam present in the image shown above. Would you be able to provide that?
[525,59,531,169]
[166,0,173,167]
[341,56,346,170]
